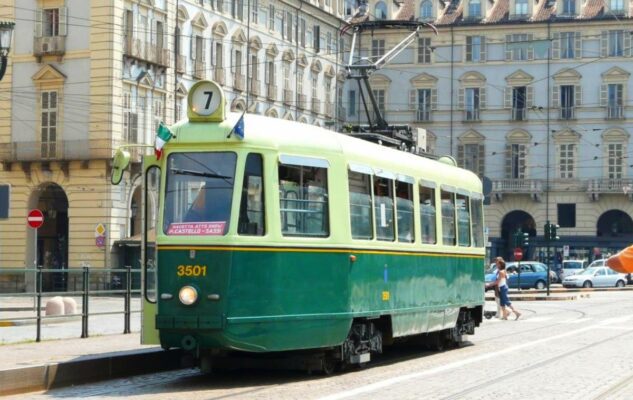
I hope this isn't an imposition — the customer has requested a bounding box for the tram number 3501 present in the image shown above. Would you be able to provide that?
[177,265,208,277]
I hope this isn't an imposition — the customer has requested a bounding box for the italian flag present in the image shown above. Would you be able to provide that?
[155,122,173,160]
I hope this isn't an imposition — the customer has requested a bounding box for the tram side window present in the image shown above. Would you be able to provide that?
[279,164,329,237]
[396,180,414,243]
[441,190,456,246]
[374,176,395,241]
[456,194,471,247]
[419,185,437,244]
[471,197,484,247]
[348,171,373,240]
[238,153,265,235]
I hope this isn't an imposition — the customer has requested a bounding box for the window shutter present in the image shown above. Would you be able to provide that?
[552,85,559,107]
[230,49,234,72]
[600,84,607,106]
[150,19,156,45]
[574,32,582,59]
[505,35,512,61]
[431,88,438,110]
[59,7,68,36]
[518,145,526,178]
[201,40,206,64]
[527,86,534,107]
[35,8,43,37]
[479,87,486,109]
[281,13,285,40]
[504,87,512,108]
[457,144,464,167]
[478,144,485,177]
[552,32,560,59]
[465,38,472,62]
[265,60,269,84]
[601,31,608,57]
[191,35,196,60]
[209,39,214,66]
[527,34,534,60]
[624,32,632,57]
[574,84,582,106]
[480,37,487,62]
[458,88,465,109]
[409,90,417,110]
[505,144,512,178]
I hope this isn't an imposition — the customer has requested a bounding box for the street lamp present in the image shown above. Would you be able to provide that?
[0,21,15,81]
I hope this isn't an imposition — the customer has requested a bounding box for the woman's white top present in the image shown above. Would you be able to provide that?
[497,272,507,288]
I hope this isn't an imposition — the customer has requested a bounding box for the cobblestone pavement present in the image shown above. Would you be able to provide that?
[7,291,633,399]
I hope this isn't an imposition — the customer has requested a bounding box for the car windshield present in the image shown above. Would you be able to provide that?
[578,267,600,276]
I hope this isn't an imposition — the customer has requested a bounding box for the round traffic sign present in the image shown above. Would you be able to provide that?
[514,247,523,261]
[27,209,44,229]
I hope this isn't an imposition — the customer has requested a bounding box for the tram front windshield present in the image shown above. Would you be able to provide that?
[163,152,237,236]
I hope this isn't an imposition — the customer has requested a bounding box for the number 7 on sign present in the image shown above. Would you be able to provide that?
[204,91,213,109]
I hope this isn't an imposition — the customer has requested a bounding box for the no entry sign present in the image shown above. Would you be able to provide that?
[27,209,44,229]
[514,247,523,261]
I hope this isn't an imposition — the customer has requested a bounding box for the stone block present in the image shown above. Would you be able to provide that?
[62,297,77,315]
[45,296,64,316]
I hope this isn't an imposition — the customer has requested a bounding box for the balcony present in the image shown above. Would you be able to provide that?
[0,140,114,163]
[491,179,543,201]
[512,107,527,121]
[464,109,480,122]
[311,98,320,114]
[587,178,633,201]
[213,69,225,85]
[283,89,293,105]
[416,108,431,122]
[176,54,186,73]
[250,79,260,96]
[234,74,245,91]
[33,36,65,59]
[560,106,575,120]
[193,61,206,79]
[607,106,624,119]
[267,84,277,101]
[123,37,144,60]
[298,94,307,110]
[147,44,170,67]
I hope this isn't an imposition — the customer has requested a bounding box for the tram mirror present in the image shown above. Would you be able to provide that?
[111,149,131,185]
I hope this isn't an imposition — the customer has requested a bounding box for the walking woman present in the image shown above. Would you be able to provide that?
[493,257,521,320]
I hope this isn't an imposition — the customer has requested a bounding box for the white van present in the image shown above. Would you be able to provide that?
[560,260,587,280]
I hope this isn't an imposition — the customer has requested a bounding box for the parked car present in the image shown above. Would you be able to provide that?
[559,259,587,281]
[562,266,627,288]
[588,259,606,268]
[485,262,553,290]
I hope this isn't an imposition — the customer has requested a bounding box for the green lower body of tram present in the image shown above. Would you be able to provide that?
[155,246,484,367]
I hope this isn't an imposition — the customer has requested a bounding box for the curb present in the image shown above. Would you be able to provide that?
[0,348,184,396]
[486,293,591,301]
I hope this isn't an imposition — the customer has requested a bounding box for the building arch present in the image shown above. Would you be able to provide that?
[500,210,536,260]
[265,107,278,118]
[231,97,246,112]
[597,210,633,237]
[212,21,228,36]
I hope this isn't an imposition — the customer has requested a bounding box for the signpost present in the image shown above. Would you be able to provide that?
[514,247,523,291]
[27,209,44,229]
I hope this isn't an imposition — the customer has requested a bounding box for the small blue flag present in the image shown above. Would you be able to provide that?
[232,112,245,140]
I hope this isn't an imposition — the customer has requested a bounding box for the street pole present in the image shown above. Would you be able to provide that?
[545,20,552,297]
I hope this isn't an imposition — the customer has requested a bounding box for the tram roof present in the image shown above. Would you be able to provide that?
[168,112,482,193]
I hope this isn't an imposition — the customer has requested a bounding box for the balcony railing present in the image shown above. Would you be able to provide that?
[146,44,170,67]
[214,69,225,85]
[512,107,527,121]
[193,61,206,79]
[234,74,245,91]
[325,102,333,117]
[560,106,575,120]
[491,179,543,201]
[416,108,431,122]
[607,105,624,119]
[298,94,307,110]
[124,37,144,60]
[283,89,293,105]
[176,54,186,73]
[0,140,114,162]
[587,178,633,201]
[33,36,65,58]
[311,98,320,114]
[464,109,480,121]
[267,84,277,101]
[250,79,260,96]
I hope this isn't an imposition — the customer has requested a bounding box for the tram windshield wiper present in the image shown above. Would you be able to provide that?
[170,167,232,180]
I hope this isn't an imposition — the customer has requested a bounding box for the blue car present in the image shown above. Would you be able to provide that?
[485,262,552,290]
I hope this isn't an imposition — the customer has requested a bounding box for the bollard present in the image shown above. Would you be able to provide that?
[124,266,131,334]
[81,266,90,338]
[36,266,42,342]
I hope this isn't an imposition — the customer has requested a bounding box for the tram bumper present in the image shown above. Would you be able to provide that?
[156,315,223,330]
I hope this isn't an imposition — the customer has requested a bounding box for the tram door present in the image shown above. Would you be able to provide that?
[142,161,160,344]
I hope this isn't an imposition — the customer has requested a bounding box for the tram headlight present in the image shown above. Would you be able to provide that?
[178,286,198,305]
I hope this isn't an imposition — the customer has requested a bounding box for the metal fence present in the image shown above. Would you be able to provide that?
[0,266,141,342]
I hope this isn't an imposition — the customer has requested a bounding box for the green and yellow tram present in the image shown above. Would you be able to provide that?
[112,81,485,371]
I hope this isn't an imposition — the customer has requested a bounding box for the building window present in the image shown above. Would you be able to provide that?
[608,30,624,56]
[251,0,259,22]
[286,11,293,42]
[417,37,431,63]
[43,8,60,36]
[560,85,575,120]
[515,0,528,15]
[232,0,244,20]
[238,153,265,235]
[420,0,433,19]
[375,1,387,19]
[465,88,480,121]
[561,0,576,15]
[299,18,306,47]
[345,0,357,16]
[348,89,356,117]
[607,84,623,119]
[313,25,320,53]
[561,32,575,58]
[416,89,431,121]
[559,143,576,178]
[372,89,385,117]
[268,4,275,30]
[607,143,624,179]
[468,0,481,17]
[396,180,414,243]
[466,36,484,62]
[348,170,373,240]
[456,194,471,247]
[458,143,484,177]
[372,39,385,58]
[41,91,58,158]
[512,86,526,121]
[508,34,529,61]
[508,143,526,179]
[558,204,576,228]
[611,0,624,12]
